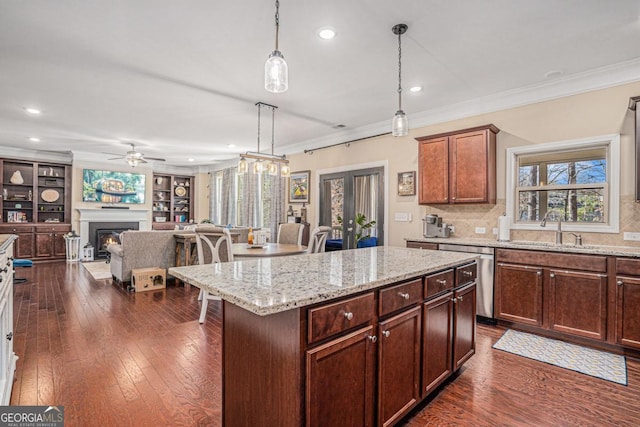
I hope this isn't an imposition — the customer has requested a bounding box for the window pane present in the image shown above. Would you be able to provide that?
[518,165,539,186]
[547,160,606,185]
[518,189,605,223]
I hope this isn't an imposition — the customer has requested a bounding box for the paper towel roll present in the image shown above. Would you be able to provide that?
[497,214,510,242]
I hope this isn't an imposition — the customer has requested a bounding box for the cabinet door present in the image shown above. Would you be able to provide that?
[378,306,421,427]
[453,283,476,371]
[306,326,376,427]
[14,232,34,259]
[35,232,53,258]
[53,233,66,257]
[616,276,640,349]
[449,130,493,203]
[418,137,449,204]
[422,292,453,397]
[549,269,607,341]
[495,263,543,326]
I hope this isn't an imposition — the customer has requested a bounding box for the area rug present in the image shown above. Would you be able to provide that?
[81,261,112,280]
[493,329,627,385]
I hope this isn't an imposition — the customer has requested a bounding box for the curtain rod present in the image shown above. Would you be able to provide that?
[303,131,391,154]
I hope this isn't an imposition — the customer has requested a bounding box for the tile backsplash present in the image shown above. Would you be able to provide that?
[423,196,640,247]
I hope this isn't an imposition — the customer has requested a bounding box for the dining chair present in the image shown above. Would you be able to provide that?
[194,225,234,323]
[277,223,304,245]
[307,226,332,253]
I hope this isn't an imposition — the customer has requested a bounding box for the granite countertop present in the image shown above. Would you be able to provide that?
[406,236,640,257]
[169,246,477,316]
[0,234,17,254]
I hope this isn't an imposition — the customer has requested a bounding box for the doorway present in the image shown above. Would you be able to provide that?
[319,166,385,250]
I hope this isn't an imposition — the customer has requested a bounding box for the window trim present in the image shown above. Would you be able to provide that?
[506,134,620,233]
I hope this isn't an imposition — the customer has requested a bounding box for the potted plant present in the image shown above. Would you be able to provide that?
[336,213,377,248]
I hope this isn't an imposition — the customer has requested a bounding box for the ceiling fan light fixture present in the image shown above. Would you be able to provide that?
[391,23,409,137]
[265,0,288,93]
[127,158,140,167]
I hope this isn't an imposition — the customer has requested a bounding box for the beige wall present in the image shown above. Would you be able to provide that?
[284,81,640,248]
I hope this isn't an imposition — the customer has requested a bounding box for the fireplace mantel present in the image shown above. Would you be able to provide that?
[77,208,150,246]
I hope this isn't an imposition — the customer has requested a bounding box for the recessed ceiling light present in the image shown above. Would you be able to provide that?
[227,144,236,148]
[187,158,195,162]
[24,107,42,115]
[409,86,423,93]
[28,137,40,142]
[317,27,337,40]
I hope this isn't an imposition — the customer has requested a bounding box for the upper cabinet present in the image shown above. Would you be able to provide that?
[417,124,499,204]
[151,173,194,229]
[0,158,71,224]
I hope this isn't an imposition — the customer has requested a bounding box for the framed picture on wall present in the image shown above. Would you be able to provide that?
[288,170,310,203]
[398,171,416,196]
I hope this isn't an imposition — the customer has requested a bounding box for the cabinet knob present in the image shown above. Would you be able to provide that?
[458,295,464,301]
[537,271,542,276]
[452,297,457,303]
[382,330,390,338]
[344,312,354,321]
[6,261,10,267]
[0,267,7,273]
[463,271,473,277]
[6,332,12,341]
[617,280,623,286]
[368,335,377,343]
[550,273,555,278]
[398,292,410,300]
[436,279,447,285]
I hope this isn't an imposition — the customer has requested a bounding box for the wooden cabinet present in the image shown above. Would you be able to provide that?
[0,236,18,404]
[306,326,376,427]
[416,124,498,204]
[377,306,421,427]
[35,224,70,258]
[495,249,608,343]
[453,283,476,370]
[0,158,71,260]
[422,291,453,395]
[615,258,640,349]
[406,241,438,250]
[151,174,194,229]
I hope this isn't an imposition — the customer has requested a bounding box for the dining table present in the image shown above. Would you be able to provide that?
[232,242,307,259]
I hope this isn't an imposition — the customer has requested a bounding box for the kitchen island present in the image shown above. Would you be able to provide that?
[170,246,478,427]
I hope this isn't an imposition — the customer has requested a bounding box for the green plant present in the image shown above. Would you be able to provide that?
[336,213,376,247]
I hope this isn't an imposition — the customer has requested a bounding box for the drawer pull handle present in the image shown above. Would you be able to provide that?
[463,271,473,277]
[6,332,12,341]
[398,292,410,300]
[436,279,447,285]
[368,335,377,343]
[458,295,464,301]
[617,280,623,286]
[0,267,7,273]
[382,330,390,338]
[344,312,354,321]
[550,273,555,278]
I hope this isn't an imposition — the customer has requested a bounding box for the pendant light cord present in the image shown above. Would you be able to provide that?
[274,0,280,51]
[271,105,275,155]
[257,102,262,153]
[397,30,403,111]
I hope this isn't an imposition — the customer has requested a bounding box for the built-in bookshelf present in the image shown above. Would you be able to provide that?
[151,173,194,229]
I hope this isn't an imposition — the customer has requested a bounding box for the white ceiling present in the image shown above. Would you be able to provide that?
[1,1,640,168]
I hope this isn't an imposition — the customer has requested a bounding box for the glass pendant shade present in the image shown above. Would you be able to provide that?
[238,157,248,174]
[267,161,278,176]
[280,163,290,177]
[265,51,288,93]
[253,160,265,174]
[392,110,409,137]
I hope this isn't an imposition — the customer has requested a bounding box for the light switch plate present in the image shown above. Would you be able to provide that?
[475,227,486,234]
[623,232,640,241]
[394,212,411,222]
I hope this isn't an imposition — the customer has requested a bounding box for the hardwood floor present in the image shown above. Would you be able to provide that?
[11,261,640,426]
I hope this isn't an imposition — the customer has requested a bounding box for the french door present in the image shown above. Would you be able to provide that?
[319,167,384,249]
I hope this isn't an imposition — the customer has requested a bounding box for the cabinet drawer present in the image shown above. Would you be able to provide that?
[456,263,477,287]
[35,224,71,233]
[308,292,375,344]
[616,258,640,276]
[424,269,454,298]
[1,225,35,234]
[379,278,422,316]
[406,241,438,250]
[496,249,606,273]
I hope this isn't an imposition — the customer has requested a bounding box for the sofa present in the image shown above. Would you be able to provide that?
[107,230,187,283]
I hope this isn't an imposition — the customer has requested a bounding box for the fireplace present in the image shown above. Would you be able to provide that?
[89,222,139,259]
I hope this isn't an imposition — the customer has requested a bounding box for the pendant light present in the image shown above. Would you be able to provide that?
[265,0,288,93]
[391,23,408,137]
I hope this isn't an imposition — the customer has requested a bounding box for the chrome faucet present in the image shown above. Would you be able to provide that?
[540,212,563,244]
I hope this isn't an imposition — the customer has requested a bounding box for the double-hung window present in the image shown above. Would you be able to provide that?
[506,134,620,233]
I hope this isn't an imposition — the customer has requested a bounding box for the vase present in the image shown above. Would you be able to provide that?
[10,170,24,184]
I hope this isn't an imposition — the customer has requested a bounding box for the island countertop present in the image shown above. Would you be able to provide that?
[169,246,478,316]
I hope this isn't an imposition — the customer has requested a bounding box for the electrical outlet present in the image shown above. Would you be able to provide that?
[492,227,498,235]
[475,227,486,234]
[449,225,455,233]
[623,232,640,241]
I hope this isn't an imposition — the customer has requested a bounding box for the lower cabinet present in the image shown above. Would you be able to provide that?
[453,283,476,370]
[422,292,453,395]
[495,263,543,326]
[0,224,70,260]
[0,237,17,405]
[615,258,640,349]
[0,225,34,259]
[378,306,421,427]
[306,326,376,427]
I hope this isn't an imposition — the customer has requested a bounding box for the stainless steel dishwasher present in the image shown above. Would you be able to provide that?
[438,243,495,322]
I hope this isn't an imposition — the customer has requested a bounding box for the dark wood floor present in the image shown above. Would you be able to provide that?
[11,261,640,426]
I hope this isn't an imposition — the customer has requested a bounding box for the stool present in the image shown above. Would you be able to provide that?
[13,259,33,284]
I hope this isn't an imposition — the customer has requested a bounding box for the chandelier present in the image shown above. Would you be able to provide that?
[238,102,290,177]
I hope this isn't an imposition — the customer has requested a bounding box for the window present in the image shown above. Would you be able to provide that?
[506,134,620,233]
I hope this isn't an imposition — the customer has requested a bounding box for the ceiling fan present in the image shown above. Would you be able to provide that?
[105,143,166,167]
